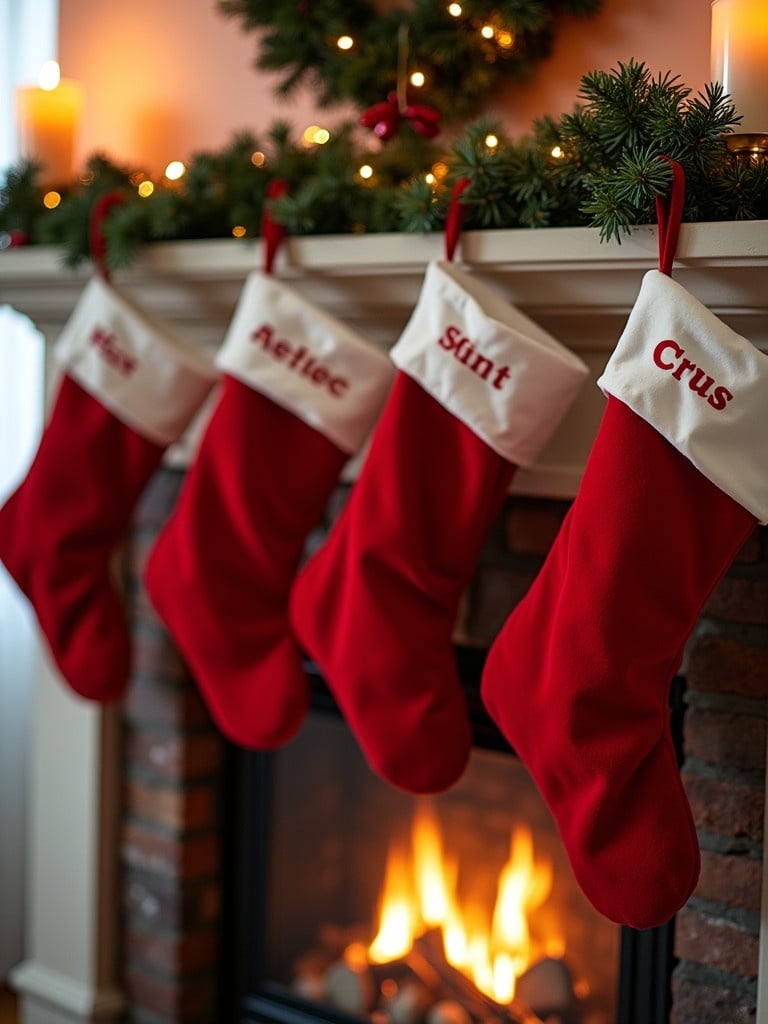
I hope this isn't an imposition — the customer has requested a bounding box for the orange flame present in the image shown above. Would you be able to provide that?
[365,801,560,1004]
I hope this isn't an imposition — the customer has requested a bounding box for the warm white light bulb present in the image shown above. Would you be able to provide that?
[164,160,186,181]
[337,35,354,50]
[410,71,426,87]
[303,125,330,146]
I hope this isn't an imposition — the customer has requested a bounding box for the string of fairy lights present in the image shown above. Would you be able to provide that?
[20,0,601,235]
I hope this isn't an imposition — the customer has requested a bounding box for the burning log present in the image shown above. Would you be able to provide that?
[409,931,526,1024]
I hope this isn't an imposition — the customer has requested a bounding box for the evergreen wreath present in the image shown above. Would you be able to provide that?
[217,0,604,123]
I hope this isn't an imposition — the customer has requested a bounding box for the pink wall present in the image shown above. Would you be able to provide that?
[58,0,713,176]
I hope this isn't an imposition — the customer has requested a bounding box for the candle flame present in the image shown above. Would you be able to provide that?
[38,61,61,91]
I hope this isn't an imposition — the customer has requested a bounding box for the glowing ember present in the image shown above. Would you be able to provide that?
[364,801,560,1005]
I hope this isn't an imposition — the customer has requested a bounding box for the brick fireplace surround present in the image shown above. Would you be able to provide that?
[122,476,766,1024]
[1,222,766,1024]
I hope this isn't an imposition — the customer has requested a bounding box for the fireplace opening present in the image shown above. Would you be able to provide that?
[220,653,683,1024]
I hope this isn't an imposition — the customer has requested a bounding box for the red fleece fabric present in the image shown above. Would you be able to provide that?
[0,375,165,701]
[481,396,756,929]
[290,371,516,795]
[144,375,349,748]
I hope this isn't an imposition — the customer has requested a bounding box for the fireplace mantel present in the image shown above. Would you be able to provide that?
[3,220,768,498]
[3,220,768,334]
[2,222,767,1024]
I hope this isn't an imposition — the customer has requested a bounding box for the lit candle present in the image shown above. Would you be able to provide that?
[15,61,83,184]
[711,0,768,136]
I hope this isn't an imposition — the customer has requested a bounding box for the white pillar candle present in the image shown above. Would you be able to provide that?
[711,0,768,136]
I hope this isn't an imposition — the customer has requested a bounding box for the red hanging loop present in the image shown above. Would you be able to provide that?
[444,177,471,262]
[655,157,686,277]
[89,191,125,281]
[261,178,289,275]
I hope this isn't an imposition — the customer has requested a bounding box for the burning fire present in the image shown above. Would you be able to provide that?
[365,801,561,1004]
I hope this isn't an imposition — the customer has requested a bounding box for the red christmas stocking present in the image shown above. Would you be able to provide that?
[481,179,766,927]
[0,275,216,701]
[289,260,588,793]
[144,271,394,748]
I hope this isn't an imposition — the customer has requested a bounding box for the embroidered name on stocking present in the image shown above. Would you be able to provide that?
[89,326,137,376]
[251,323,350,397]
[437,325,511,390]
[653,339,733,410]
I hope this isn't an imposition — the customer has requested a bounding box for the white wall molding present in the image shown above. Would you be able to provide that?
[9,653,123,1024]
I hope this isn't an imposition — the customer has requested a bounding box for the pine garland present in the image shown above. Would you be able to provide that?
[1,61,766,269]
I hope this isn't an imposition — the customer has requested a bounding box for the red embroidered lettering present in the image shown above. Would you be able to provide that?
[688,368,714,399]
[672,357,696,382]
[89,327,137,376]
[436,324,510,390]
[437,325,462,351]
[249,322,349,397]
[653,339,682,369]
[251,324,274,348]
[708,385,733,411]
[652,339,733,411]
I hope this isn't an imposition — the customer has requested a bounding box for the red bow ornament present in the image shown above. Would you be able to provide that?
[360,92,441,141]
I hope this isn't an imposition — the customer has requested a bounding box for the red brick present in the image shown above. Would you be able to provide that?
[686,634,768,700]
[124,677,212,731]
[463,566,535,643]
[694,850,762,910]
[685,709,767,775]
[703,575,768,626]
[132,626,192,687]
[682,772,764,842]
[132,470,185,530]
[125,926,218,976]
[670,972,757,1024]
[123,874,220,931]
[732,528,763,565]
[125,780,216,831]
[123,966,215,1020]
[505,500,569,554]
[125,728,222,781]
[122,822,220,879]
[675,907,759,979]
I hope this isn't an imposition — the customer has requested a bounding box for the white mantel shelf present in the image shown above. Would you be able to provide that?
[2,220,767,500]
[2,221,768,332]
